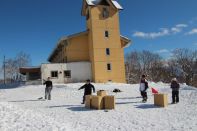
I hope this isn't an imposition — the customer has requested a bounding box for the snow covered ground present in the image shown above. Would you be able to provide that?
[0,82,197,131]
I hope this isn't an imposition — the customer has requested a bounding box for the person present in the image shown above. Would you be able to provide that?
[170,78,180,104]
[43,77,53,100]
[139,75,149,102]
[78,79,95,104]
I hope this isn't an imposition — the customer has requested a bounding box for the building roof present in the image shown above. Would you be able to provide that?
[19,67,41,73]
[48,31,88,62]
[82,0,123,16]
[86,0,101,5]
[111,1,123,9]
[120,35,132,48]
[59,31,88,42]
[86,0,123,9]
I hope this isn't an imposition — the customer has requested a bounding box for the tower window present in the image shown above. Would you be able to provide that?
[106,48,110,55]
[105,31,109,37]
[107,63,111,71]
[86,10,90,20]
[103,8,109,18]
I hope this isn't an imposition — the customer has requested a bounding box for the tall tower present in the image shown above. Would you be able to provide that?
[82,0,130,83]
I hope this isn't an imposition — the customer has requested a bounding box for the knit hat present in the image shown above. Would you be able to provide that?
[172,78,177,81]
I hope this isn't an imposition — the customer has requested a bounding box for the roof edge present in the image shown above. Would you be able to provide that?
[48,31,89,62]
[120,35,132,48]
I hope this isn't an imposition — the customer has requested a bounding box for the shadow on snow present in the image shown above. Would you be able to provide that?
[135,104,160,109]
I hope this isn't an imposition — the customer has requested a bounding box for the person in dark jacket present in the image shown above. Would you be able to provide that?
[170,78,180,104]
[139,75,149,102]
[43,77,53,100]
[78,79,95,104]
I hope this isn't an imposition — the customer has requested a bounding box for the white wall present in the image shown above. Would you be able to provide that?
[41,62,92,83]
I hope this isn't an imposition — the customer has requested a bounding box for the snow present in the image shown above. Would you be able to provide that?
[86,0,123,9]
[86,0,101,5]
[0,102,70,131]
[111,1,123,10]
[0,83,197,131]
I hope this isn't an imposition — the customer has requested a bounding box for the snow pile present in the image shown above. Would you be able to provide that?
[0,102,71,131]
[0,82,197,131]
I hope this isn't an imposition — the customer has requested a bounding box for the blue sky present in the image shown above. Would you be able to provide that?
[0,0,197,67]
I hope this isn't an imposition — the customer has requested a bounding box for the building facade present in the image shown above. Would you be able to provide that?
[48,0,131,83]
[41,62,92,83]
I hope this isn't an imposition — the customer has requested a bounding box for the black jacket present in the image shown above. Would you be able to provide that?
[44,80,53,88]
[140,79,149,92]
[171,81,180,91]
[79,83,95,95]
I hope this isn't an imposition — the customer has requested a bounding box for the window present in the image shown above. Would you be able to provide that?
[103,8,109,18]
[65,56,67,63]
[86,10,90,20]
[64,70,71,78]
[106,48,110,55]
[105,31,109,37]
[51,71,58,78]
[107,63,111,71]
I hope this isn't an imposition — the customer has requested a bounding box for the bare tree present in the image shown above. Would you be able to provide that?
[125,50,163,83]
[172,48,197,85]
[15,51,31,68]
[125,49,197,86]
[125,51,142,83]
[4,58,18,81]
[2,51,31,82]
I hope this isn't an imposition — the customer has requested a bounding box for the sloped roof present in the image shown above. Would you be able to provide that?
[86,0,123,9]
[111,0,123,9]
[20,67,41,73]
[120,35,131,48]
[82,0,123,16]
[86,0,101,5]
[48,31,88,62]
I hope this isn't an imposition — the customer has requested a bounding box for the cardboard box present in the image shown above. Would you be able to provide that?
[91,96,104,110]
[97,90,107,97]
[85,95,93,108]
[154,94,168,107]
[104,96,115,109]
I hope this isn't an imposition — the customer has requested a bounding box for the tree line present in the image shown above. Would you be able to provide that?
[1,49,196,87]
[125,48,197,87]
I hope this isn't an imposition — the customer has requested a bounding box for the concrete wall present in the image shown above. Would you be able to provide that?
[41,62,92,83]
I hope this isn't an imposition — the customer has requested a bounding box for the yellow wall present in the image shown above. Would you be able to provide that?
[49,33,89,63]
[87,5,126,83]
[66,34,89,62]
[50,44,65,63]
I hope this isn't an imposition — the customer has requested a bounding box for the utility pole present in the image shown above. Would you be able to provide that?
[3,55,6,85]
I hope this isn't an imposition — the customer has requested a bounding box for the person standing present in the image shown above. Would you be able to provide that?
[43,77,53,100]
[170,78,180,104]
[139,75,149,102]
[78,79,95,104]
